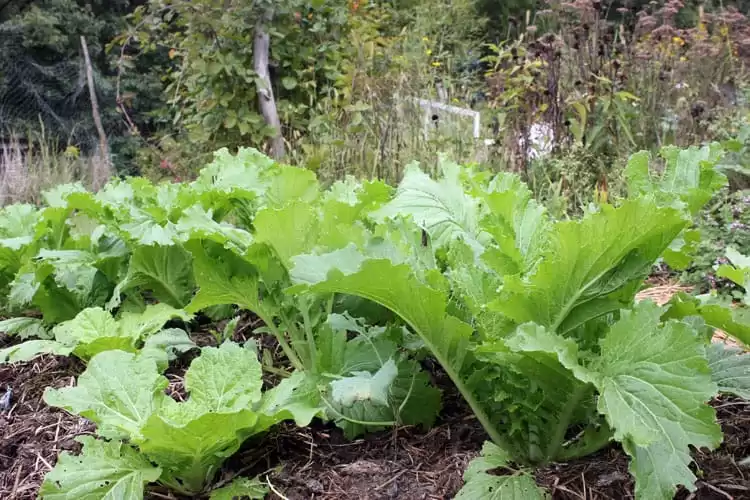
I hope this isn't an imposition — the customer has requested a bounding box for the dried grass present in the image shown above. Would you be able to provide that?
[0,136,111,206]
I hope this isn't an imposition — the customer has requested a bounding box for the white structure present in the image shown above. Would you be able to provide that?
[407,97,481,140]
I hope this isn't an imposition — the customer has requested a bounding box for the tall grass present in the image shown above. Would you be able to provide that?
[0,134,111,206]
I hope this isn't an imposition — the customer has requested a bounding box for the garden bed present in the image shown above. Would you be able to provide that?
[1,343,749,500]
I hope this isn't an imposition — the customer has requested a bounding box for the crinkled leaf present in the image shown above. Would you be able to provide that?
[707,342,750,399]
[371,160,487,254]
[138,406,260,494]
[184,342,263,412]
[38,436,161,500]
[43,350,167,440]
[662,293,750,347]
[120,209,179,246]
[191,147,273,197]
[491,199,687,334]
[53,307,121,346]
[290,253,472,380]
[593,302,721,499]
[0,340,74,364]
[109,245,194,309]
[455,442,549,499]
[117,303,192,340]
[0,317,50,340]
[0,204,38,247]
[142,329,196,358]
[209,476,268,500]
[185,240,261,313]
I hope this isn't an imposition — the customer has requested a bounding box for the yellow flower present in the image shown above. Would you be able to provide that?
[720,25,729,36]
[422,36,429,42]
[672,36,685,46]
[64,145,80,158]
[425,49,432,56]
[431,61,442,67]
[680,56,687,62]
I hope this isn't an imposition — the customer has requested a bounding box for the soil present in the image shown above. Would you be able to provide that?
[1,289,749,500]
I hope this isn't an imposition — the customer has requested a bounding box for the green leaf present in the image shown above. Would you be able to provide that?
[39,436,161,500]
[0,340,74,364]
[139,406,260,494]
[110,245,195,309]
[719,247,750,303]
[175,206,254,251]
[209,476,268,500]
[290,254,472,378]
[256,370,323,428]
[0,317,50,340]
[455,442,549,499]
[117,303,192,340]
[490,199,687,334]
[592,302,722,499]
[185,240,261,313]
[121,210,179,246]
[316,319,440,438]
[265,165,319,208]
[289,244,365,285]
[662,293,750,347]
[0,204,38,248]
[184,342,263,412]
[371,160,487,254]
[661,229,700,271]
[254,202,318,264]
[192,147,273,198]
[43,350,167,440]
[479,172,550,274]
[136,342,274,493]
[281,76,298,90]
[53,306,121,343]
[626,144,727,214]
[142,328,197,361]
[706,343,750,399]
[330,358,398,407]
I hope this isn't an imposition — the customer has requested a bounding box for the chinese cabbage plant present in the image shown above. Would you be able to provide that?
[288,146,750,499]
[0,303,194,364]
[39,341,317,499]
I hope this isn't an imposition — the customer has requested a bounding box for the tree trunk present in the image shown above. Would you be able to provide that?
[80,36,112,187]
[253,9,285,160]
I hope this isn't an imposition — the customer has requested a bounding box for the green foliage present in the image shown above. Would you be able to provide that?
[280,144,749,499]
[0,304,193,364]
[41,343,315,497]
[682,189,750,295]
[1,144,748,499]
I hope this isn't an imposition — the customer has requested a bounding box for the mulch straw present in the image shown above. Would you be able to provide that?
[0,354,93,500]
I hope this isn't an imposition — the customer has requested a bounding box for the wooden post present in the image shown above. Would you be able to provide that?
[253,8,285,160]
[80,36,112,184]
